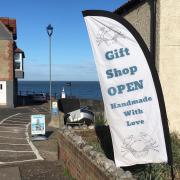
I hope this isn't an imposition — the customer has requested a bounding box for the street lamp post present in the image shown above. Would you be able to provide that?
[46,24,53,113]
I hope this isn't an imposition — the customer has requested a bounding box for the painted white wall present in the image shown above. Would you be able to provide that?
[158,0,180,133]
[0,81,7,105]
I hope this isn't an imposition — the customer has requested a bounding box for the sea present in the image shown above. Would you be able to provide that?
[18,81,102,100]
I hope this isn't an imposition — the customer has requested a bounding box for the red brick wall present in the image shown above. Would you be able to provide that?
[58,132,110,180]
[0,40,14,80]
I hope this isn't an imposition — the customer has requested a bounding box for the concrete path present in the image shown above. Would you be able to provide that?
[0,112,43,164]
[0,105,72,180]
[0,166,21,180]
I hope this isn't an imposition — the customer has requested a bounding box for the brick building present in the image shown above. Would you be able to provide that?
[114,0,180,133]
[0,17,25,107]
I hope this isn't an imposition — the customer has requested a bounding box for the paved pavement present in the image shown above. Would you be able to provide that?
[0,104,71,180]
[0,166,21,180]
[0,104,48,123]
[0,104,50,165]
[0,112,42,164]
[0,108,31,122]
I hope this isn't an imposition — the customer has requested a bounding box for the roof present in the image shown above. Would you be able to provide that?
[0,17,17,40]
[15,48,25,58]
[114,0,146,15]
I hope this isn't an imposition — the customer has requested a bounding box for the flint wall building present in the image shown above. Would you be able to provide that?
[115,0,180,133]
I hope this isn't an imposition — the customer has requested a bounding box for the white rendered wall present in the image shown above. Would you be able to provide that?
[0,81,7,105]
[158,0,180,134]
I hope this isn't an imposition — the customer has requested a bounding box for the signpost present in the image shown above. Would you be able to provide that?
[31,114,47,140]
[52,101,58,115]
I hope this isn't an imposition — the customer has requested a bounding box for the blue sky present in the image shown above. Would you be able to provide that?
[1,0,127,81]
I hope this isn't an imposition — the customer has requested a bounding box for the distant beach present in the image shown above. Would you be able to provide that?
[18,81,102,100]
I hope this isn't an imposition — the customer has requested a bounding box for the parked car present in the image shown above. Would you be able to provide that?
[64,106,94,125]
[32,93,47,102]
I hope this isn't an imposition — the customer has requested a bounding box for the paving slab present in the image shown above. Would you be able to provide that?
[19,161,70,180]
[0,151,36,162]
[0,166,21,180]
[0,127,26,133]
[0,137,28,144]
[0,124,26,128]
[0,108,31,122]
[0,144,32,151]
[5,120,28,124]
[9,117,30,121]
[0,132,26,138]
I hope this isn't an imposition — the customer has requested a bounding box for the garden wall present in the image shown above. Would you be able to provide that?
[58,127,135,180]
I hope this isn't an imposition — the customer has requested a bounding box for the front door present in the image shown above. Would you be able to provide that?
[0,81,7,105]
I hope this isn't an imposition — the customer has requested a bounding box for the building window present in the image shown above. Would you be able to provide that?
[14,53,22,70]
[14,53,20,60]
[15,61,21,70]
[0,84,2,90]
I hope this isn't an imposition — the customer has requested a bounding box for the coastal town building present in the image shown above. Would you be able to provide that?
[0,17,25,107]
[114,0,180,133]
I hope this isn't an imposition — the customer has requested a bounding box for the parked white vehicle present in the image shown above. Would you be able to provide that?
[32,93,47,102]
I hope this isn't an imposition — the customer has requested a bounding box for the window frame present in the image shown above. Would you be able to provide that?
[14,53,23,71]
